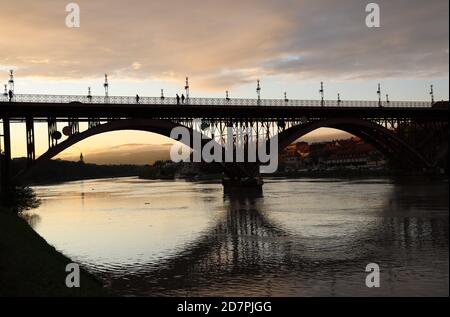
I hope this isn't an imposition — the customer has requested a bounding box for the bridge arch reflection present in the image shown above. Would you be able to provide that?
[96,188,395,296]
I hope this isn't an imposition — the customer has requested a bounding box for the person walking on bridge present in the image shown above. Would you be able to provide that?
[176,94,180,105]
[181,94,185,104]
[8,89,13,102]
[136,94,140,104]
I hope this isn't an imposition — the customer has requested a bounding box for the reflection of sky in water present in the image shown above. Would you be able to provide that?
[30,178,225,274]
[26,177,449,296]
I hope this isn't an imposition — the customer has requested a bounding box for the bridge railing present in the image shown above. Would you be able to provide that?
[4,93,432,108]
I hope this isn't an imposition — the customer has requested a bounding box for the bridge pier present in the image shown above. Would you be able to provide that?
[222,176,263,192]
[26,117,35,167]
[1,117,11,198]
[222,162,263,194]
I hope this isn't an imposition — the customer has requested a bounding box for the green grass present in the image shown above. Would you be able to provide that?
[0,208,109,296]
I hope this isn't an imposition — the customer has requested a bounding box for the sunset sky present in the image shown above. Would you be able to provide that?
[1,0,448,161]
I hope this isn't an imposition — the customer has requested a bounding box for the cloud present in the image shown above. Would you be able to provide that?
[0,0,448,90]
[131,62,142,70]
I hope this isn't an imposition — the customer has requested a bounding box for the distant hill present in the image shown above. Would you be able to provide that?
[12,158,148,185]
[56,143,175,165]
[55,135,350,165]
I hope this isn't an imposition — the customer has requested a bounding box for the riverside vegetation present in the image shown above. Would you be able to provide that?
[0,186,107,296]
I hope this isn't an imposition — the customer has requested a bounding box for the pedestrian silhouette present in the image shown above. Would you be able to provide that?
[8,90,13,102]
[181,94,185,104]
[176,94,180,105]
[136,94,140,104]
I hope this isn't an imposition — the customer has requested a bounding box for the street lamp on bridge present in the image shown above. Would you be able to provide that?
[8,70,14,94]
[161,89,165,100]
[103,74,109,99]
[185,77,190,101]
[284,92,288,102]
[430,84,434,105]
[256,79,261,105]
[87,87,92,102]
[386,94,390,105]
[319,82,324,106]
[377,83,382,107]
[337,93,341,106]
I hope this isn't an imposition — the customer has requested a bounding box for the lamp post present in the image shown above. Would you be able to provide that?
[103,74,109,102]
[185,77,189,101]
[377,83,382,107]
[337,93,341,106]
[8,70,14,94]
[319,82,324,107]
[430,84,434,105]
[256,79,261,105]
[87,87,92,102]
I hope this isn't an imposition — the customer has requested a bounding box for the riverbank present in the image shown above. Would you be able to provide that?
[0,207,108,296]
[141,168,448,183]
[12,158,147,185]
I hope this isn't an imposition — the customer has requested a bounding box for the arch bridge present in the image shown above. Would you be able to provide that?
[0,94,448,192]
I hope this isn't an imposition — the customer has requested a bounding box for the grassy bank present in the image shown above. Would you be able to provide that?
[0,207,108,296]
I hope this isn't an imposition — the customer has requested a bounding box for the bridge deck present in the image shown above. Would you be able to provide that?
[0,95,447,121]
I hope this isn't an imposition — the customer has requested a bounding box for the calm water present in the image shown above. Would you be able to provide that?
[25,177,449,296]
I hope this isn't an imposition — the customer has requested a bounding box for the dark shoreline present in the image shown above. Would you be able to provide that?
[26,174,138,187]
[0,207,109,297]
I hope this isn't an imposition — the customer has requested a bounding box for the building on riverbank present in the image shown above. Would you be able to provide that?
[280,137,386,172]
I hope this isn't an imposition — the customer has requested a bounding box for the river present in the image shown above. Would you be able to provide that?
[25,177,449,296]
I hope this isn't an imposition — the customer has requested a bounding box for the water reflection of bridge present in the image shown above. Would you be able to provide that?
[96,185,448,296]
